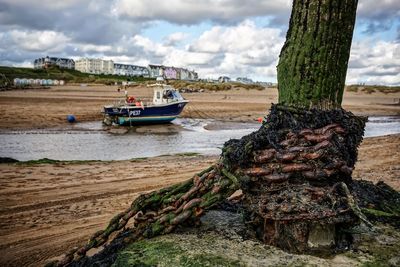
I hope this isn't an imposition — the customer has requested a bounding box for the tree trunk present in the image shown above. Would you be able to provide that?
[277,0,358,109]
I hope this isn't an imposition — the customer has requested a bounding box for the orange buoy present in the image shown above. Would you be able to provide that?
[257,117,264,123]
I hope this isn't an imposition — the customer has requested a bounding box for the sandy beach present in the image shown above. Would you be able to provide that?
[0,85,399,266]
[0,85,399,130]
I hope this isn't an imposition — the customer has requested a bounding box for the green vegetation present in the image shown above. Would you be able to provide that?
[0,65,272,90]
[165,152,201,157]
[15,158,100,165]
[361,208,398,218]
[5,154,202,165]
[357,225,400,267]
[346,84,400,94]
[113,239,242,267]
[168,80,267,91]
[0,65,154,85]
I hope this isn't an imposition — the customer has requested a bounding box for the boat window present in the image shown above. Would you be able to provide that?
[172,91,184,101]
[157,91,160,99]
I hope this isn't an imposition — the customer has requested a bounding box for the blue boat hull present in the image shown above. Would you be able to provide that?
[104,101,188,125]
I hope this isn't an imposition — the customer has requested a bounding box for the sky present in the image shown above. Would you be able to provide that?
[0,0,399,85]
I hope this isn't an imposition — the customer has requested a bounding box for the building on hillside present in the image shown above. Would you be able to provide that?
[181,69,198,81]
[236,77,254,84]
[75,58,114,75]
[34,56,75,69]
[218,76,231,83]
[175,68,198,81]
[177,68,188,80]
[188,70,198,81]
[164,66,177,79]
[147,65,164,78]
[256,81,273,87]
[147,64,198,80]
[113,63,149,77]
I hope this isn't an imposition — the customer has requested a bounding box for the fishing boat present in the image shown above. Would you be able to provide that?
[103,84,189,125]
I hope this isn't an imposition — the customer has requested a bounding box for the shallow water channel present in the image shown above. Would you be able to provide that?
[0,116,399,161]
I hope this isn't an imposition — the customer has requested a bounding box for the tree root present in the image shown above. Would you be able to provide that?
[49,105,373,266]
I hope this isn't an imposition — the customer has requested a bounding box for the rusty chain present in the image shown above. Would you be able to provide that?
[51,164,239,266]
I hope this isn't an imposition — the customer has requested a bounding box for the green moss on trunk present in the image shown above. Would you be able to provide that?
[277,0,358,109]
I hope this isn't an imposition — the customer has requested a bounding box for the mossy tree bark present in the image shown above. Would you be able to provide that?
[277,0,358,109]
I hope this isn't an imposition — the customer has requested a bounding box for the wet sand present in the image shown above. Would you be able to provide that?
[0,85,399,130]
[0,155,217,266]
[0,85,399,266]
[0,134,399,266]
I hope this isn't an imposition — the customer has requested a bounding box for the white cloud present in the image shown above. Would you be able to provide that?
[188,21,284,79]
[347,40,400,85]
[163,32,189,46]
[123,20,400,84]
[76,44,113,53]
[358,0,400,19]
[119,20,284,81]
[7,30,70,52]
[0,0,399,85]
[132,35,169,57]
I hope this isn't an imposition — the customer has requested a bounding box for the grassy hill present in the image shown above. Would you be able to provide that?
[0,65,154,85]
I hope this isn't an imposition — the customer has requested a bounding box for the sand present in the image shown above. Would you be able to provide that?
[0,155,217,266]
[0,85,399,266]
[0,85,399,130]
[0,135,399,267]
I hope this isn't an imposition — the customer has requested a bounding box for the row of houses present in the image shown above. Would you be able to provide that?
[216,76,273,86]
[148,65,198,80]
[33,56,198,80]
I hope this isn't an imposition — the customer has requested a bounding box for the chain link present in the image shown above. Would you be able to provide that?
[50,164,239,266]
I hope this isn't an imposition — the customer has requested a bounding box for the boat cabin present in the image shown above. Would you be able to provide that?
[152,85,184,105]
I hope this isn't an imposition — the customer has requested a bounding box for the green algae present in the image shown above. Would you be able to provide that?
[15,158,100,165]
[112,239,241,267]
[361,208,397,218]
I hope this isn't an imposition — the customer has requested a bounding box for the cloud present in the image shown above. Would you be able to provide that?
[347,40,400,85]
[186,20,284,79]
[357,0,400,34]
[358,0,400,21]
[0,0,143,45]
[163,32,189,46]
[0,0,399,85]
[6,30,70,52]
[113,0,291,25]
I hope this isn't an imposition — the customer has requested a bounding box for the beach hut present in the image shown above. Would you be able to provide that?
[54,80,60,85]
[13,78,20,85]
[21,78,28,85]
[41,79,47,85]
[47,79,53,86]
[28,79,35,85]
[35,79,41,85]
[59,80,65,86]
